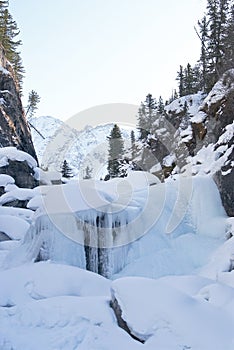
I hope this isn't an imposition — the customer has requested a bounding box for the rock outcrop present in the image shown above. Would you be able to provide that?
[0,46,37,161]
[150,69,234,216]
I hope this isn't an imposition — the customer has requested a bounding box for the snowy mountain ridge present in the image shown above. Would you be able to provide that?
[29,116,133,177]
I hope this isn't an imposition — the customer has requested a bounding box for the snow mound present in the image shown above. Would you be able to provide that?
[111,276,234,349]
[0,174,14,187]
[0,215,29,240]
[0,147,37,169]
[0,188,36,205]
[0,261,111,306]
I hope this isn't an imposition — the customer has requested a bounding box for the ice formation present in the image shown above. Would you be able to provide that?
[4,172,227,278]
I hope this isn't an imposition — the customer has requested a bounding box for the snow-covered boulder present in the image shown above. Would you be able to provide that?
[111,276,234,349]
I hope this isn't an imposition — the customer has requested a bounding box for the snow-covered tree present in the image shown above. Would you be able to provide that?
[107,124,125,178]
[61,160,73,178]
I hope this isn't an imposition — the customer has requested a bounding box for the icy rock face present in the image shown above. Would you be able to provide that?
[0,46,37,160]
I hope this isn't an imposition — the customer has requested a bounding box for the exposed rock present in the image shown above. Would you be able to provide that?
[161,70,234,215]
[0,231,10,241]
[0,46,37,161]
[0,159,37,189]
[110,293,145,344]
[214,140,234,216]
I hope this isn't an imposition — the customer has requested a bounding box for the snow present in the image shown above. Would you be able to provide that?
[0,65,10,75]
[0,262,110,306]
[162,153,176,167]
[0,215,29,240]
[217,121,234,145]
[0,188,36,205]
[203,69,234,108]
[165,92,205,117]
[0,206,34,223]
[0,174,14,187]
[0,145,233,348]
[111,276,234,349]
[0,147,37,169]
[182,142,233,176]
[190,110,207,123]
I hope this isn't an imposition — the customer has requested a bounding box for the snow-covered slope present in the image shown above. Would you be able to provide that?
[29,116,133,177]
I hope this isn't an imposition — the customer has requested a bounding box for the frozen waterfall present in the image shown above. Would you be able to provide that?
[4,173,227,278]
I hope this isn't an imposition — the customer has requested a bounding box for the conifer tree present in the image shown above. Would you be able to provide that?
[83,165,92,179]
[198,16,210,91]
[107,124,125,178]
[184,63,195,95]
[137,94,158,140]
[223,3,234,69]
[206,0,230,80]
[157,96,165,114]
[61,160,73,178]
[26,90,41,117]
[0,5,24,92]
[176,65,185,97]
[130,130,136,159]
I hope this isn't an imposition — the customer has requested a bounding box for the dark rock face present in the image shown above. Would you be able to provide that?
[0,159,37,189]
[214,140,234,217]
[0,46,37,161]
[110,293,145,344]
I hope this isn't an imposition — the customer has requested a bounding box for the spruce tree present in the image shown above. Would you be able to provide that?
[184,63,195,95]
[61,160,73,178]
[157,96,165,114]
[176,65,185,97]
[107,124,125,178]
[83,166,92,179]
[137,94,158,140]
[206,0,230,81]
[223,3,234,69]
[198,16,210,91]
[130,130,136,159]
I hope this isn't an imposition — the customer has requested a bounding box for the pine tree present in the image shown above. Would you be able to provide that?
[107,124,125,178]
[61,160,73,178]
[197,16,210,91]
[157,96,165,114]
[0,6,24,92]
[176,65,185,97]
[83,166,92,179]
[184,63,195,95]
[223,3,234,69]
[206,0,230,80]
[26,90,41,117]
[130,130,136,159]
[137,94,158,140]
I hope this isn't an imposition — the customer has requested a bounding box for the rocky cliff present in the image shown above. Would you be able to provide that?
[165,69,234,216]
[0,46,37,160]
[139,69,234,216]
[0,46,38,190]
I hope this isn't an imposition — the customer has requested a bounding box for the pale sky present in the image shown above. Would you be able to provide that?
[9,0,207,128]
